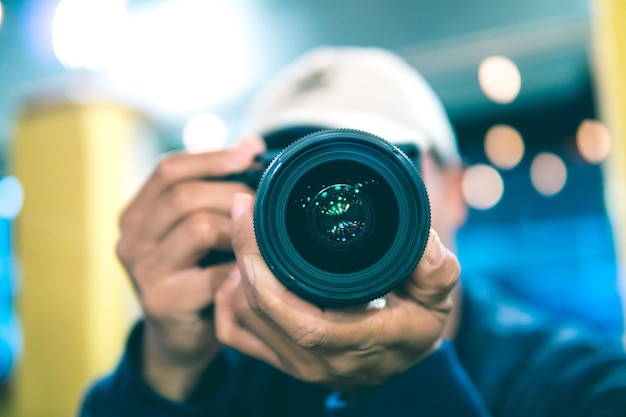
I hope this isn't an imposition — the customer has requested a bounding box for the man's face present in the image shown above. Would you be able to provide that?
[419,152,467,250]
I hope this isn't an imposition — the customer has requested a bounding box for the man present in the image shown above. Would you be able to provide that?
[80,47,626,416]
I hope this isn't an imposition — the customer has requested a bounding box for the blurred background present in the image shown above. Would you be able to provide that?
[0,0,625,415]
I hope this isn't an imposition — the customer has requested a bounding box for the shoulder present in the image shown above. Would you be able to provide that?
[456,275,626,416]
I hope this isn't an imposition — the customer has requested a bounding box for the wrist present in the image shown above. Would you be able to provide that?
[142,321,220,402]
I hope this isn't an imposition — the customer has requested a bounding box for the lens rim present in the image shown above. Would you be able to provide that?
[254,129,430,307]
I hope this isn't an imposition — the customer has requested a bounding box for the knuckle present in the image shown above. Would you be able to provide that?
[169,185,194,213]
[233,290,255,325]
[118,210,129,230]
[155,158,181,183]
[115,239,130,265]
[246,290,275,323]
[140,286,165,318]
[187,212,217,247]
[213,278,229,309]
[293,364,325,384]
[232,284,247,311]
[129,258,152,284]
[440,251,461,292]
[214,323,230,345]
[292,325,328,351]
[118,208,137,231]
[324,358,357,380]
[214,310,233,345]
[247,295,266,318]
[214,279,236,344]
[419,249,461,295]
[144,296,170,321]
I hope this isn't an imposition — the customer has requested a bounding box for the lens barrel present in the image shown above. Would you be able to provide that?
[254,129,431,307]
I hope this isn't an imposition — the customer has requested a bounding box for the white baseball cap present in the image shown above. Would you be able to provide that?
[243,46,460,163]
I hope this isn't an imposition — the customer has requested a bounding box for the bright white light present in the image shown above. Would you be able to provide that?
[52,0,128,70]
[530,152,567,196]
[183,114,229,153]
[576,119,612,164]
[462,164,504,210]
[478,56,521,104]
[0,177,24,219]
[109,0,250,115]
[0,2,4,30]
[484,124,525,169]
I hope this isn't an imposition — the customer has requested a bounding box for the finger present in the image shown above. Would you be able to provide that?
[135,137,265,244]
[215,267,326,381]
[134,180,254,248]
[230,192,399,350]
[230,193,261,257]
[403,229,461,311]
[121,145,263,232]
[229,193,332,340]
[374,293,447,348]
[140,262,234,319]
[139,210,233,276]
[229,192,321,320]
[232,259,438,378]
[233,136,267,154]
[214,268,281,363]
[238,245,451,353]
[239,251,385,351]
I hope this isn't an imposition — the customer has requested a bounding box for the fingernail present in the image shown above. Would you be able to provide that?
[232,193,251,221]
[242,255,255,285]
[424,229,445,266]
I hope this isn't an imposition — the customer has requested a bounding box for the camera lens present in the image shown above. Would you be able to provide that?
[285,160,398,274]
[254,129,430,307]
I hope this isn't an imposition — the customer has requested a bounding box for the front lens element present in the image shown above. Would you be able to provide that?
[286,160,398,274]
[311,184,369,246]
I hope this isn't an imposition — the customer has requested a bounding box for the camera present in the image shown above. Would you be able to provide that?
[200,129,431,308]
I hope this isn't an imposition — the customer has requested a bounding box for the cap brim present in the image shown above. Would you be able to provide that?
[256,108,431,150]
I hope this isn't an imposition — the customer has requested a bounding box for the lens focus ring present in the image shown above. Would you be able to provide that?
[254,129,430,307]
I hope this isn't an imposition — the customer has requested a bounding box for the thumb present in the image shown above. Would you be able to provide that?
[231,193,261,260]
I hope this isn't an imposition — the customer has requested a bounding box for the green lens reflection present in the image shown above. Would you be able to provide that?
[311,184,369,245]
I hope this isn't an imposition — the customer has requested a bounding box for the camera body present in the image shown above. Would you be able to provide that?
[200,129,431,308]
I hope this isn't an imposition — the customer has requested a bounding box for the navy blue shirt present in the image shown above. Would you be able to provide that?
[79,277,626,416]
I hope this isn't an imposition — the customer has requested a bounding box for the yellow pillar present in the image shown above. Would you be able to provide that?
[590,0,626,346]
[11,98,148,416]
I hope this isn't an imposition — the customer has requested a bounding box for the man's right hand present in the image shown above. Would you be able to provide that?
[115,138,265,401]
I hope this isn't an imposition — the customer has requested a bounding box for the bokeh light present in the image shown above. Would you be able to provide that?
[530,152,567,196]
[0,2,4,30]
[183,114,229,153]
[52,0,128,70]
[576,119,612,164]
[109,0,250,115]
[484,124,525,169]
[51,0,250,114]
[0,177,24,219]
[462,164,504,210]
[478,55,522,104]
